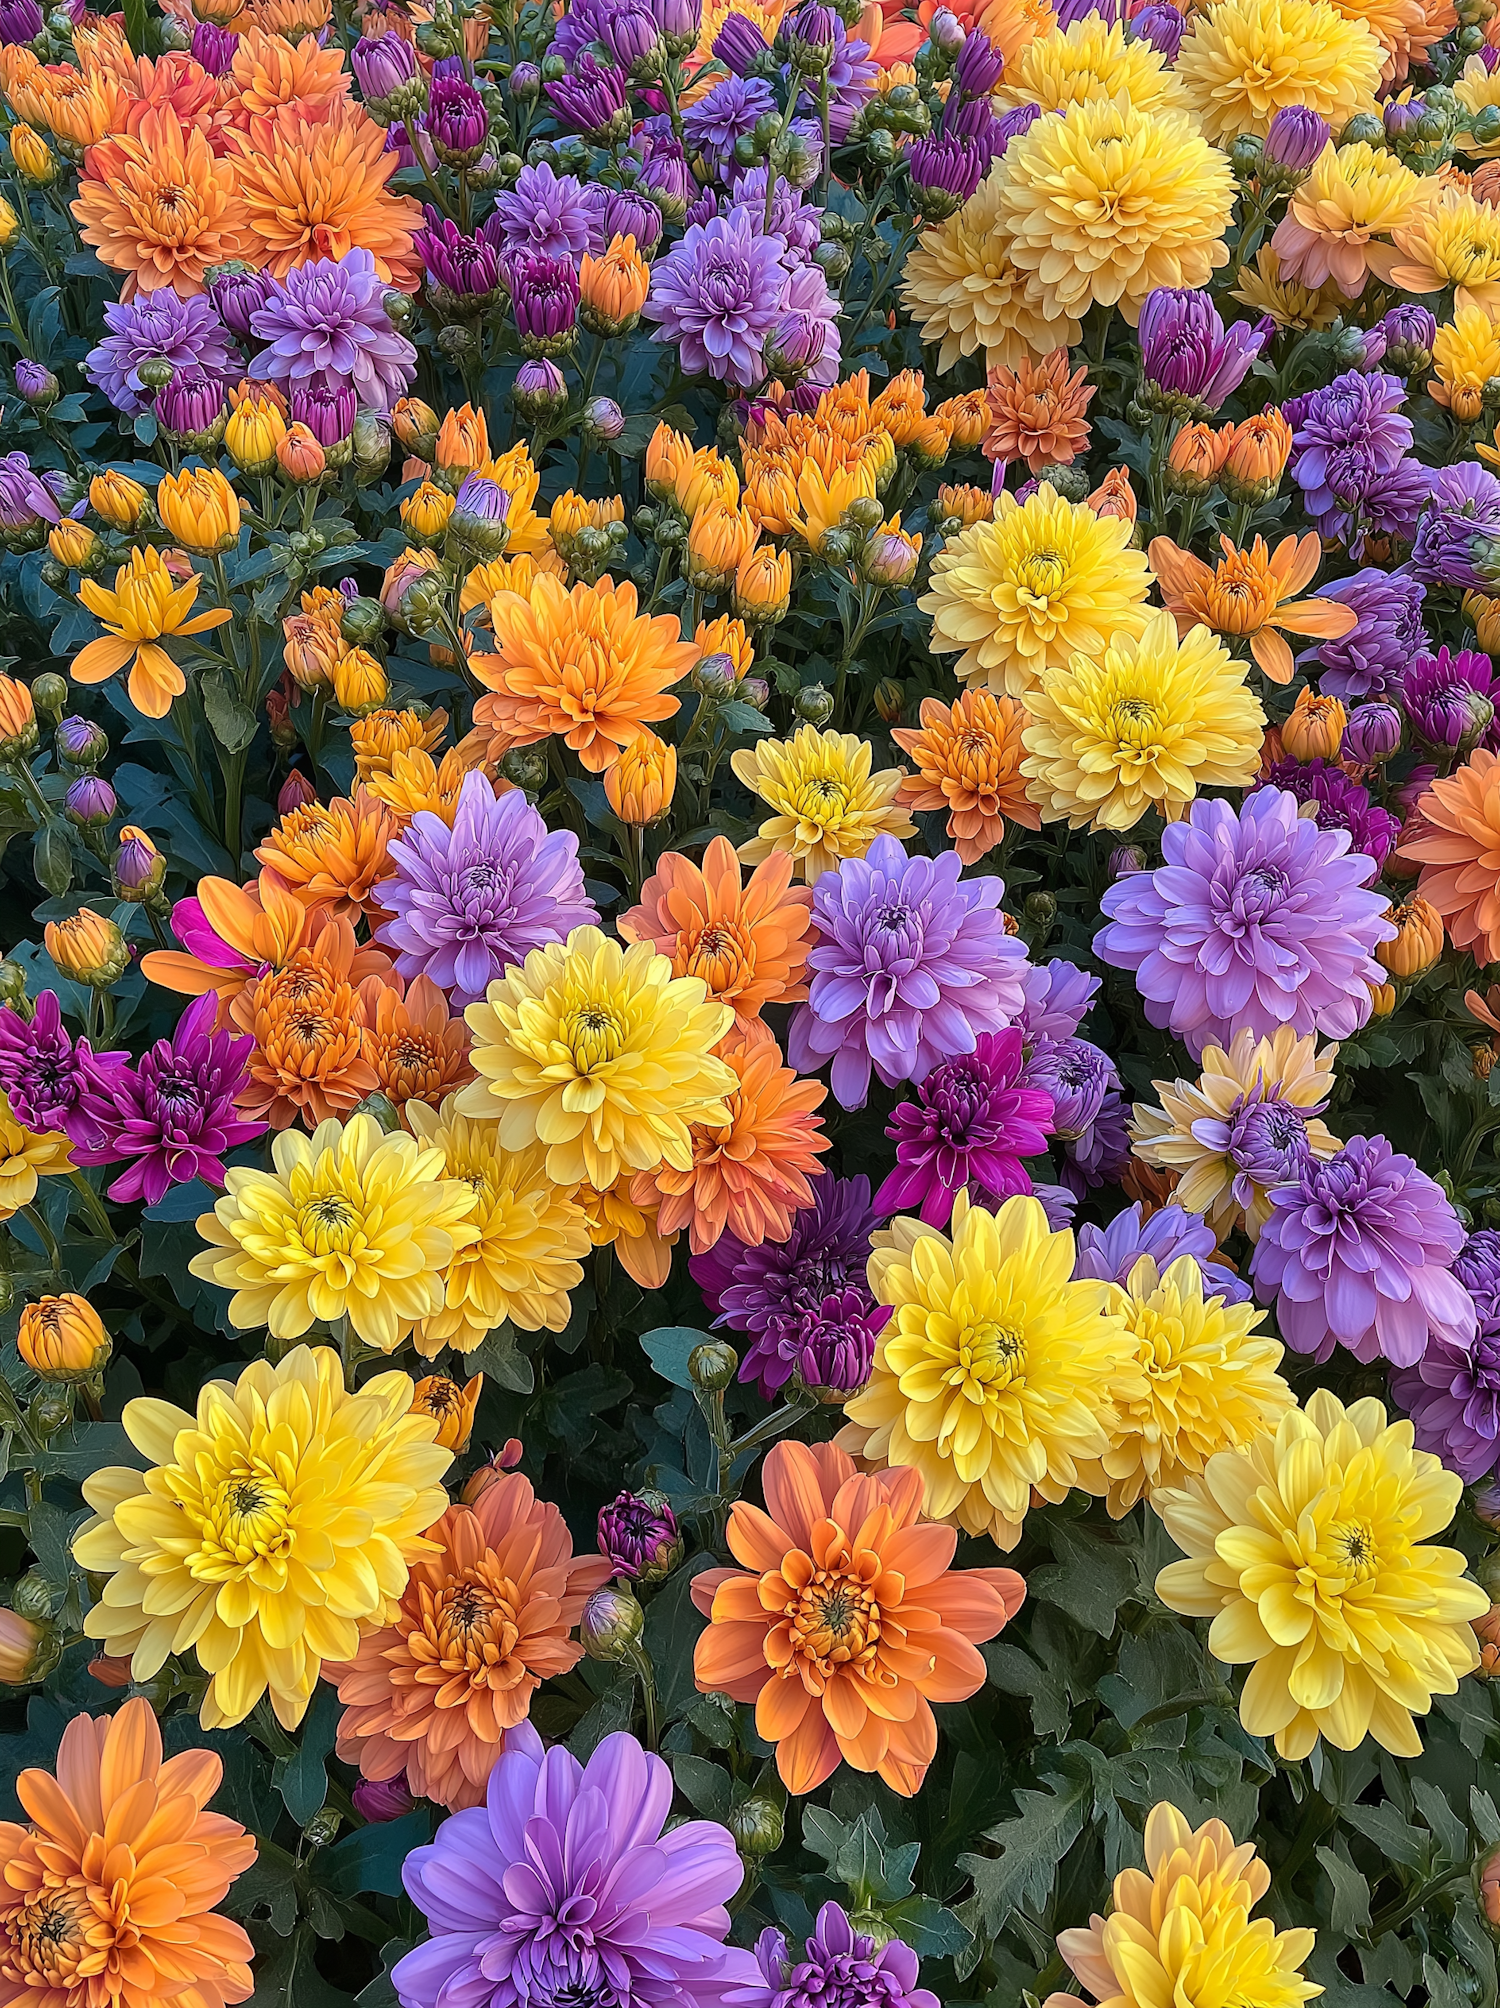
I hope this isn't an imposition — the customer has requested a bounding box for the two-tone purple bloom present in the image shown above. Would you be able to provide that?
[1015,957,1098,1046]
[875,1028,1052,1227]
[1288,370,1419,548]
[1138,287,1266,413]
[1073,1201,1252,1306]
[1392,1230,1500,1482]
[739,1285,887,1399]
[596,1489,683,1581]
[485,162,606,265]
[85,291,237,417]
[690,1173,877,1338]
[249,250,417,412]
[416,209,503,303]
[0,453,63,534]
[1400,646,1498,754]
[1252,758,1402,867]
[546,52,631,143]
[1307,567,1428,701]
[726,1904,936,2008]
[1413,462,1500,591]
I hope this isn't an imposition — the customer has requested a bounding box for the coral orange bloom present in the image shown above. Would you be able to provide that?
[893,689,1040,865]
[142,866,387,1014]
[0,1698,257,2008]
[73,107,244,299]
[225,29,350,124]
[227,106,423,288]
[229,915,380,1128]
[254,786,398,917]
[359,969,474,1108]
[469,573,699,774]
[73,545,232,719]
[982,348,1096,473]
[328,1468,611,1812]
[691,1439,1024,1796]
[618,834,815,1028]
[1400,747,1500,963]
[1148,531,1358,683]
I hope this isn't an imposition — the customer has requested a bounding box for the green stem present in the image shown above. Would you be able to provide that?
[67,1172,116,1244]
[19,1204,61,1280]
[626,1639,662,1751]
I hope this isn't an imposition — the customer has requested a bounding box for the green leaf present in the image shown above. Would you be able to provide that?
[567,1674,635,1757]
[1316,1841,1372,1944]
[123,0,147,54]
[640,1326,708,1389]
[324,1812,431,1898]
[276,1686,338,1826]
[669,1752,731,1820]
[1029,1522,1138,1639]
[464,1324,534,1394]
[717,701,774,735]
[32,822,72,899]
[1342,1800,1428,1868]
[1412,1775,1469,1862]
[883,1896,972,1959]
[26,1420,142,1483]
[643,1556,718,1722]
[957,1753,1093,1935]
[201,667,260,756]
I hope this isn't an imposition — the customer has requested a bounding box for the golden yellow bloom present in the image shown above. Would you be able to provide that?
[1155,1389,1488,1759]
[405,1101,591,1354]
[936,390,990,451]
[1021,612,1264,832]
[74,1345,453,1729]
[840,1192,1142,1549]
[1232,244,1344,330]
[0,1093,72,1224]
[48,520,98,572]
[409,1372,483,1453]
[333,645,389,714]
[731,725,916,882]
[645,420,694,501]
[155,466,241,555]
[1273,141,1435,297]
[46,910,128,988]
[73,546,231,719]
[677,445,741,520]
[351,705,448,783]
[88,470,148,532]
[604,729,677,826]
[225,390,288,474]
[370,744,492,827]
[1281,686,1346,762]
[402,479,456,541]
[0,196,16,252]
[190,1113,478,1354]
[8,123,56,184]
[1177,0,1382,145]
[1378,894,1445,979]
[997,14,1187,112]
[18,1293,110,1381]
[1432,301,1500,416]
[695,613,755,680]
[920,482,1153,699]
[1390,182,1500,312]
[734,544,793,624]
[459,926,736,1191]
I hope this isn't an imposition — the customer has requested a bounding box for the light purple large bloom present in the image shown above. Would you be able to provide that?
[1391,1230,1500,1481]
[1306,567,1428,701]
[788,836,1029,1110]
[875,1028,1051,1227]
[725,1903,937,2008]
[683,76,776,175]
[376,770,596,1008]
[394,1723,755,2008]
[1250,1134,1474,1368]
[248,249,417,412]
[644,210,792,387]
[1073,1201,1251,1305]
[485,162,607,265]
[1095,788,1395,1061]
[1015,956,1098,1046]
[85,290,237,417]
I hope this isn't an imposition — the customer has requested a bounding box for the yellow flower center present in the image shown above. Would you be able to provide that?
[792,774,849,826]
[1109,696,1162,749]
[298,1191,361,1255]
[949,1319,1027,1393]
[203,1472,294,1568]
[1327,1517,1380,1585]
[11,1891,88,1986]
[562,1002,626,1072]
[1017,550,1066,603]
[413,1566,525,1691]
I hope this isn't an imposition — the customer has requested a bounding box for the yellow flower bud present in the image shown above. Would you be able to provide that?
[1368,980,1397,1018]
[401,480,455,541]
[225,393,288,477]
[48,519,99,571]
[733,544,792,626]
[19,1293,111,1381]
[89,470,148,532]
[934,482,993,529]
[1467,590,1500,655]
[685,502,758,593]
[1377,895,1445,981]
[676,447,738,520]
[604,729,677,825]
[333,645,389,714]
[410,1372,483,1452]
[155,466,241,555]
[45,909,128,987]
[8,125,57,186]
[1280,687,1347,764]
[0,196,18,253]
[393,395,441,460]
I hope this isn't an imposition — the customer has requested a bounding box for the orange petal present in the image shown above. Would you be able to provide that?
[1250,629,1294,683]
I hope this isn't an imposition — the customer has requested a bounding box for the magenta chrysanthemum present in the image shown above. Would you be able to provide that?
[875,1028,1052,1227]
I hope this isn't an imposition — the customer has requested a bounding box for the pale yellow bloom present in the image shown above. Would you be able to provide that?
[0,1092,72,1222]
[731,725,915,882]
[1176,0,1383,145]
[995,15,1187,113]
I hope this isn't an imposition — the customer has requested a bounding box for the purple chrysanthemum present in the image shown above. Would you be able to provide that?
[645,209,793,387]
[790,20,876,141]
[1307,567,1428,701]
[1095,788,1395,1060]
[683,76,776,174]
[739,1285,888,1400]
[787,836,1029,1110]
[1251,758,1402,867]
[376,770,596,1007]
[84,290,237,417]
[248,249,417,411]
[726,168,822,264]
[596,1489,683,1581]
[874,1027,1052,1227]
[1015,956,1099,1046]
[725,1904,937,2008]
[70,993,266,1205]
[690,1173,877,1336]
[1138,286,1266,411]
[0,991,125,1148]
[1251,1134,1474,1367]
[1410,461,1500,591]
[394,1724,754,2008]
[1020,1035,1110,1142]
[416,207,502,299]
[484,163,606,265]
[0,454,63,532]
[1391,1230,1500,1482]
[1400,645,1498,754]
[1288,370,1415,546]
[1059,1072,1130,1197]
[1073,1201,1252,1305]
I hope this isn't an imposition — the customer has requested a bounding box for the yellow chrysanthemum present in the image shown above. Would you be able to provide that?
[1456,51,1500,155]
[993,94,1235,324]
[73,1345,453,1730]
[1080,1255,1294,1517]
[458,926,736,1190]
[1431,301,1500,415]
[900,167,1082,373]
[1390,182,1500,312]
[1130,1028,1343,1237]
[1230,245,1344,331]
[730,725,916,882]
[1042,1803,1320,2008]
[1176,0,1383,146]
[405,1099,591,1355]
[1020,612,1265,832]
[189,1113,478,1354]
[0,1092,72,1222]
[1154,1389,1487,1760]
[995,15,1187,113]
[919,482,1154,698]
[839,1191,1144,1549]
[1271,140,1436,297]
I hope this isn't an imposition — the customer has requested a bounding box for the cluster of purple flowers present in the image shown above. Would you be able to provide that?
[1308,568,1428,701]
[1250,758,1402,867]
[1286,370,1428,556]
[1392,1232,1500,1483]
[1412,463,1500,593]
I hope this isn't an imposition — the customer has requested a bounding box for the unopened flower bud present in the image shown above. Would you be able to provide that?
[19,1294,111,1381]
[873,679,905,723]
[0,1609,59,1687]
[303,1808,342,1848]
[794,684,835,726]
[688,1339,738,1389]
[30,675,67,721]
[598,1487,684,1584]
[580,1583,646,1660]
[353,1776,417,1823]
[501,746,551,792]
[728,1797,784,1857]
[584,395,626,444]
[14,360,59,409]
[1342,702,1402,765]
[410,1372,483,1452]
[64,773,116,828]
[114,826,165,901]
[45,910,128,988]
[512,356,570,424]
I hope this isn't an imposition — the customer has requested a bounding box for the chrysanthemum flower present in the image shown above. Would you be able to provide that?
[1154,1389,1487,1759]
[996,14,1187,113]
[1400,747,1500,963]
[1431,301,1500,416]
[329,1468,611,1811]
[230,919,380,1129]
[731,725,915,883]
[0,1091,72,1223]
[893,689,1038,865]
[73,545,232,719]
[227,106,424,289]
[875,1028,1052,1227]
[71,106,244,299]
[618,835,814,1030]
[841,1192,1142,1548]
[1271,141,1433,297]
[360,970,474,1109]
[1231,244,1344,332]
[691,1438,1024,1794]
[573,1170,676,1289]
[225,27,349,122]
[1130,1028,1342,1238]
[1149,531,1358,683]
[370,743,493,827]
[404,1100,590,1352]
[459,925,736,1190]
[1177,0,1382,145]
[1020,612,1265,832]
[352,705,449,783]
[189,1114,477,1352]
[1389,182,1500,312]
[920,483,1153,699]
[0,1698,257,2008]
[1328,0,1451,87]
[470,573,697,775]
[993,95,1234,324]
[1457,51,1500,155]
[900,167,1082,373]
[74,1345,454,1728]
[1042,1804,1318,2008]
[254,786,397,918]
[981,348,1095,476]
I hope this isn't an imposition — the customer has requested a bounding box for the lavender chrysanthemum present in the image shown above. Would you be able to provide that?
[726,1904,937,2008]
[1410,461,1500,591]
[0,990,125,1148]
[726,168,822,264]
[1251,1134,1474,1368]
[85,290,237,417]
[394,1723,754,2008]
[1015,956,1099,1046]
[645,210,793,387]
[788,836,1029,1110]
[248,249,417,411]
[1308,567,1428,700]
[1138,286,1266,411]
[1096,788,1395,1060]
[1288,370,1415,547]
[1252,758,1402,867]
[683,76,776,175]
[1061,1078,1130,1197]
[1391,1230,1500,1482]
[1073,1201,1251,1305]
[485,163,607,265]
[1020,1036,1110,1142]
[376,769,596,1007]
[690,1173,877,1335]
[739,1285,888,1400]
[875,1028,1052,1227]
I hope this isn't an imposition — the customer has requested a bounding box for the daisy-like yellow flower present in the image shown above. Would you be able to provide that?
[995,15,1187,113]
[1155,1389,1487,1760]
[994,95,1234,325]
[1130,1028,1343,1238]
[1041,1804,1320,2008]
[73,546,231,719]
[73,1345,453,1730]
[1390,182,1500,312]
[405,1100,591,1356]
[900,167,1082,373]
[1176,0,1383,145]
[458,926,736,1191]
[1431,300,1500,417]
[1020,612,1265,832]
[730,725,916,882]
[1272,141,1436,297]
[189,1113,478,1354]
[1230,244,1344,331]
[839,1191,1143,1549]
[1457,51,1500,155]
[920,482,1153,699]
[0,1093,72,1222]
[1081,1255,1294,1517]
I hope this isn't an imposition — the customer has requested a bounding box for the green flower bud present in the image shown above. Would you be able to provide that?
[580,1584,646,1660]
[729,1797,784,1857]
[688,1340,738,1390]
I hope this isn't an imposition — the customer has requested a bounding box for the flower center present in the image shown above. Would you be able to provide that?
[1108,695,1162,749]
[9,1891,88,1986]
[684,918,750,984]
[298,1191,361,1253]
[411,1566,524,1688]
[1018,549,1066,601]
[787,1566,881,1676]
[950,1319,1026,1391]
[562,1003,625,1071]
[792,774,849,825]
[1327,1518,1380,1585]
[203,1471,294,1566]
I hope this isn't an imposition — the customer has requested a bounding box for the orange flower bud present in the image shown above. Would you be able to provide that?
[0,1610,56,1686]
[645,420,694,502]
[871,368,926,447]
[225,392,287,476]
[45,910,128,988]
[333,645,389,714]
[156,466,241,555]
[604,729,677,825]
[1377,895,1445,980]
[401,480,456,541]
[1221,410,1292,501]
[685,502,758,591]
[676,447,739,520]
[935,390,988,452]
[1467,591,1500,654]
[276,422,327,484]
[9,125,57,186]
[694,613,754,681]
[905,411,953,469]
[580,233,651,336]
[733,544,792,625]
[1086,466,1138,523]
[433,401,490,486]
[550,491,625,541]
[19,1293,110,1380]
[1280,687,1347,763]
[281,611,344,694]
[934,482,993,529]
[393,395,440,460]
[410,1372,483,1452]
[87,1652,133,1688]
[0,676,36,760]
[48,520,99,571]
[89,470,147,532]
[1165,421,1232,494]
[461,1437,525,1502]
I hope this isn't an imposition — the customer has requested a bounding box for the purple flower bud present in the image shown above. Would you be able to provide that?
[953,27,1002,96]
[927,5,965,53]
[1342,701,1402,764]
[1401,646,1497,754]
[1359,324,1388,369]
[189,20,238,71]
[510,251,580,352]
[546,53,631,144]
[655,0,702,55]
[416,206,501,298]
[602,4,663,74]
[583,393,626,440]
[1128,2,1183,57]
[602,186,663,254]
[763,307,831,381]
[428,72,489,161]
[510,58,541,94]
[1138,286,1267,413]
[1263,104,1329,173]
[352,29,420,101]
[784,0,838,61]
[908,132,987,208]
[713,7,768,70]
[597,1488,683,1583]
[639,141,692,218]
[1109,843,1147,878]
[156,368,225,438]
[992,100,1043,152]
[1380,301,1437,374]
[114,827,162,893]
[14,359,58,406]
[208,265,274,340]
[512,356,569,421]
[352,1776,417,1823]
[790,1287,885,1398]
[56,716,108,767]
[64,773,116,828]
[1022,1037,1111,1143]
[290,382,357,446]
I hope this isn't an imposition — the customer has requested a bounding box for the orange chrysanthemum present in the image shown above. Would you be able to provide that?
[110,50,232,149]
[254,787,397,917]
[695,613,756,681]
[73,106,244,299]
[1400,747,1500,963]
[573,1171,678,1289]
[351,705,450,783]
[892,689,1041,864]
[982,348,1096,473]
[618,834,814,1028]
[328,1469,611,1812]
[229,915,380,1127]
[370,743,498,827]
[0,1697,257,2008]
[30,60,124,148]
[227,105,423,288]
[225,29,350,124]
[1148,531,1358,683]
[691,1439,1024,1796]
[469,573,698,774]
[360,970,474,1108]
